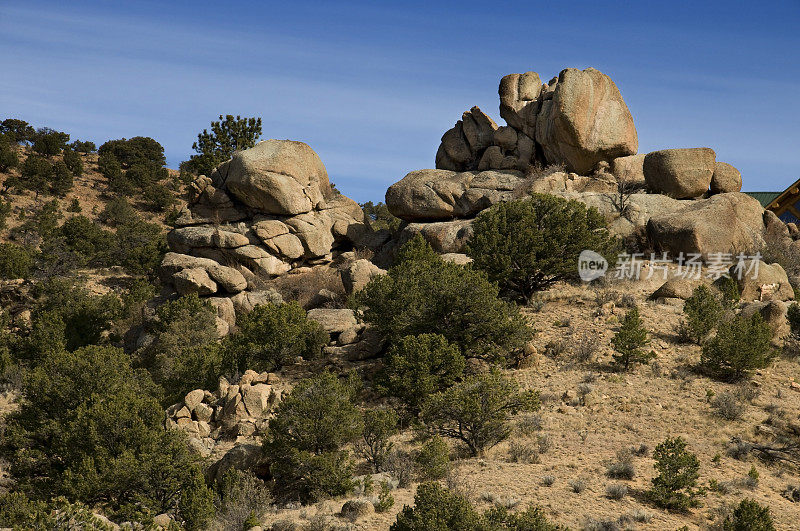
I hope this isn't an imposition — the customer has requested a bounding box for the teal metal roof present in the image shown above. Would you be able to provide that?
[746,192,781,207]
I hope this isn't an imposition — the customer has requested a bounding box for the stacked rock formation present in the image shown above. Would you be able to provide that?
[160,139,376,329]
[435,68,638,175]
[165,370,285,458]
[386,67,767,259]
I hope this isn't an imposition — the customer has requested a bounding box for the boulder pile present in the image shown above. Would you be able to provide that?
[165,370,285,458]
[160,140,383,330]
[385,67,770,258]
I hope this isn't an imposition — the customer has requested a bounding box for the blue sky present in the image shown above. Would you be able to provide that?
[1,1,798,202]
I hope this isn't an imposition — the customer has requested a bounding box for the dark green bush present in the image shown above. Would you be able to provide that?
[264,372,362,503]
[187,115,262,176]
[683,285,724,344]
[99,196,138,226]
[722,498,775,531]
[137,294,220,405]
[19,154,51,197]
[421,369,540,456]
[0,119,35,144]
[55,215,115,265]
[415,435,450,480]
[611,307,653,370]
[27,278,122,354]
[0,134,18,172]
[69,139,96,153]
[354,235,532,361]
[31,127,69,156]
[66,197,81,212]
[361,201,402,232]
[648,437,700,511]
[466,194,620,302]
[97,151,123,183]
[220,301,327,373]
[0,243,34,279]
[112,219,167,276]
[61,147,83,177]
[0,345,213,525]
[700,313,773,381]
[391,482,481,531]
[788,302,800,336]
[482,504,567,530]
[49,160,73,196]
[356,407,398,472]
[378,333,464,413]
[144,182,176,211]
[98,136,166,169]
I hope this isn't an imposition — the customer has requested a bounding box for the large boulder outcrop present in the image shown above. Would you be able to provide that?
[643,148,716,199]
[435,107,500,172]
[161,141,374,329]
[646,193,767,259]
[434,68,638,175]
[223,139,332,215]
[534,67,638,174]
[399,219,475,254]
[386,169,523,221]
[730,259,794,302]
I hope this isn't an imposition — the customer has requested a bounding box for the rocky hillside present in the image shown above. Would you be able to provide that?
[1,67,799,531]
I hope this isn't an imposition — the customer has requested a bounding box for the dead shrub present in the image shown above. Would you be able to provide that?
[711,392,745,421]
[507,441,539,464]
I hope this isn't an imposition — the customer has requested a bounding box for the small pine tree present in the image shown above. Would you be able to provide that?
[648,437,700,511]
[683,285,724,344]
[466,195,620,302]
[356,407,399,473]
[415,436,450,480]
[722,498,775,531]
[700,313,774,381]
[611,307,653,370]
[378,333,465,413]
[420,369,539,456]
[187,115,262,176]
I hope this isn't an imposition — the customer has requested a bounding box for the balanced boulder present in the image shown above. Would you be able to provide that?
[643,148,716,198]
[223,139,332,215]
[535,68,638,174]
[710,162,742,194]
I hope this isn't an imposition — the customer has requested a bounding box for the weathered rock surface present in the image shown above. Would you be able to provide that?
[710,161,743,194]
[307,308,358,334]
[611,154,646,188]
[643,148,716,199]
[386,169,523,221]
[399,219,475,254]
[224,139,332,215]
[160,141,374,329]
[342,259,387,294]
[730,259,794,302]
[651,278,706,300]
[646,193,767,258]
[435,67,637,175]
[535,67,638,174]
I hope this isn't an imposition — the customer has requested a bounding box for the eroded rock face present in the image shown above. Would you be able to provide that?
[160,141,374,331]
[435,68,638,175]
[710,162,743,194]
[730,260,794,302]
[224,139,332,215]
[643,148,716,199]
[646,192,767,258]
[535,68,638,174]
[386,169,523,221]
